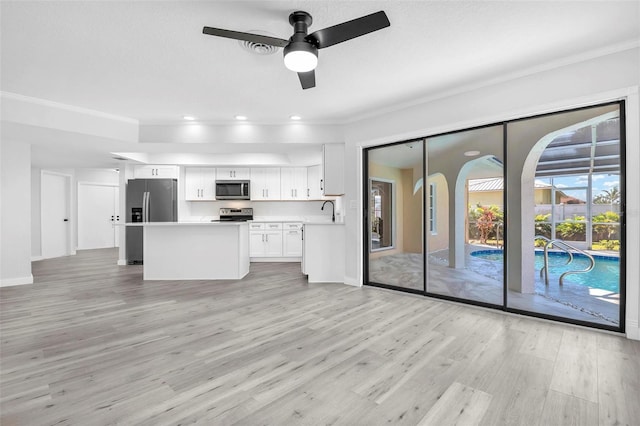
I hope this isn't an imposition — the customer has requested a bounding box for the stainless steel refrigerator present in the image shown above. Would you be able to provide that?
[126,178,177,264]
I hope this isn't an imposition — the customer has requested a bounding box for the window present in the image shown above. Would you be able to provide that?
[370,179,394,251]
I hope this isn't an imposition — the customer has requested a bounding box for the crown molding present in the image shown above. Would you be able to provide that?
[347,39,640,124]
[0,91,139,125]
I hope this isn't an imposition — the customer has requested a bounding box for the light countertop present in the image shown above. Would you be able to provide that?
[119,222,247,227]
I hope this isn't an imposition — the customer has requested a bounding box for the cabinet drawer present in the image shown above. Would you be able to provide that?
[265,223,282,230]
[249,223,265,230]
[284,223,303,230]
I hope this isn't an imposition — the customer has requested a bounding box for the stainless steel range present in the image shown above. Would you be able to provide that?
[214,208,253,222]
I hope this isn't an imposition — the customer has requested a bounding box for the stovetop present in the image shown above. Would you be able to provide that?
[212,207,253,222]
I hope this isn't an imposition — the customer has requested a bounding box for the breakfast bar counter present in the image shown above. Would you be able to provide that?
[124,222,249,280]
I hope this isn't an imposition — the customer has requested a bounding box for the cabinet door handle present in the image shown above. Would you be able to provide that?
[295,189,297,197]
[307,188,310,198]
[266,189,269,198]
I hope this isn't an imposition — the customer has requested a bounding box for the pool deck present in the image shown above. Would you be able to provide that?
[435,244,620,326]
[368,244,620,327]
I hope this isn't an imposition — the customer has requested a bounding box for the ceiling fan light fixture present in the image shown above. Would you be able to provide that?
[283,42,318,72]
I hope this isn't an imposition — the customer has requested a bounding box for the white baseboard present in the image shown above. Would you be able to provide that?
[343,275,361,287]
[117,259,127,266]
[31,256,44,262]
[0,275,34,287]
[626,320,640,341]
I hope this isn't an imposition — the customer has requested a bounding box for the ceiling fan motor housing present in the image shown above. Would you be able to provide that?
[283,11,318,72]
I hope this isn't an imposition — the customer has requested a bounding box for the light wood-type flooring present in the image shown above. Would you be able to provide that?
[1,248,639,425]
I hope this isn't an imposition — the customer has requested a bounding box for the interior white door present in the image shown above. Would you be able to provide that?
[78,184,118,249]
[41,172,70,258]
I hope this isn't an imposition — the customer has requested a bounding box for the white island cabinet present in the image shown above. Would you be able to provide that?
[302,222,345,283]
[125,222,249,280]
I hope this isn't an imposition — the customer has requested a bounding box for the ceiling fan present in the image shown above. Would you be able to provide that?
[203,10,390,89]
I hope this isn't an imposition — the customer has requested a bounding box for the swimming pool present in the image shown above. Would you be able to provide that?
[470,249,620,292]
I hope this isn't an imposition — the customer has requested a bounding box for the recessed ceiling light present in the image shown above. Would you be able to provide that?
[183,115,196,121]
[289,115,302,120]
[235,115,248,121]
[464,150,481,157]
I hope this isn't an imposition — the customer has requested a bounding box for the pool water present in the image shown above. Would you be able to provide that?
[470,250,620,292]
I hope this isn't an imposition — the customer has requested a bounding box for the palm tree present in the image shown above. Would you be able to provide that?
[593,186,620,205]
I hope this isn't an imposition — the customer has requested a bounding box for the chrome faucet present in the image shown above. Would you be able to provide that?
[321,200,335,222]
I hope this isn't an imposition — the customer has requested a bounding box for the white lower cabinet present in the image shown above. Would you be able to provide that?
[283,223,303,257]
[249,222,302,260]
[250,231,282,257]
[249,223,283,258]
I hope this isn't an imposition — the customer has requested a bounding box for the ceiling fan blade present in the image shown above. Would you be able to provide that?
[308,11,390,49]
[298,70,316,90]
[202,27,289,48]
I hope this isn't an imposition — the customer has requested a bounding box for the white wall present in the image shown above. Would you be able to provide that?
[1,139,33,286]
[75,168,119,185]
[343,46,640,339]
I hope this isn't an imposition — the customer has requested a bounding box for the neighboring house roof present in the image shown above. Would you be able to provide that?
[468,177,552,192]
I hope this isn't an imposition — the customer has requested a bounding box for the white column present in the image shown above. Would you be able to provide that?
[1,139,33,286]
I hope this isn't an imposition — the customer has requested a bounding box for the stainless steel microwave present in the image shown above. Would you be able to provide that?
[215,180,250,200]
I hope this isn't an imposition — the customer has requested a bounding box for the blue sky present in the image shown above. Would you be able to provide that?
[541,174,619,200]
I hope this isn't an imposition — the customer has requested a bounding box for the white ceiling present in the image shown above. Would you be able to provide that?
[1,1,638,168]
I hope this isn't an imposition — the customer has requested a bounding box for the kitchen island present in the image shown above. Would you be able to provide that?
[124,222,249,280]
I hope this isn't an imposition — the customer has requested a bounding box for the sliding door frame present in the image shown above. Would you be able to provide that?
[362,100,626,333]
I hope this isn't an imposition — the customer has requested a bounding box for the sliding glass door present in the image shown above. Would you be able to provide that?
[365,141,424,292]
[363,101,625,332]
[425,125,504,307]
[505,102,623,328]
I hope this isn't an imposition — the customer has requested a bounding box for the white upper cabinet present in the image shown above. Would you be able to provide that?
[307,165,323,200]
[133,165,179,179]
[280,167,308,200]
[216,167,250,180]
[250,168,281,200]
[184,167,216,201]
[322,144,345,195]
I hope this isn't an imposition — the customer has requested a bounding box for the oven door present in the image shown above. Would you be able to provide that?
[215,180,250,200]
